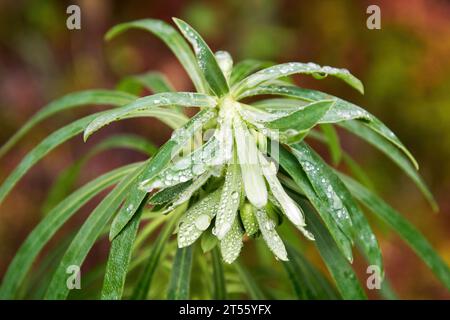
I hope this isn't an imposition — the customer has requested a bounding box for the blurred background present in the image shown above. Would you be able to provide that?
[0,0,449,299]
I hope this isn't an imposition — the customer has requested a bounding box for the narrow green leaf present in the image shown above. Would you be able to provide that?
[0,114,98,205]
[277,145,353,262]
[106,19,209,94]
[211,247,226,299]
[43,134,156,212]
[101,196,147,300]
[243,84,418,170]
[230,59,273,85]
[83,92,215,141]
[293,195,367,300]
[234,62,364,97]
[234,261,266,300]
[265,100,334,131]
[341,175,450,291]
[320,124,342,165]
[291,143,383,273]
[166,246,194,300]
[173,18,229,97]
[340,120,437,211]
[109,109,216,240]
[283,243,340,300]
[0,163,138,299]
[44,164,146,299]
[131,208,184,299]
[0,90,135,159]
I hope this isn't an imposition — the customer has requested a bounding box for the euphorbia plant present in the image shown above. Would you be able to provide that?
[0,18,448,300]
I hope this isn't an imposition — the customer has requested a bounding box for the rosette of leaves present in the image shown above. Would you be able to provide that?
[0,18,448,300]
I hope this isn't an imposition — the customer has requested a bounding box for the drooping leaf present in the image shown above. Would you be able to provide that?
[0,90,136,159]
[166,246,194,299]
[255,208,288,261]
[101,196,148,300]
[291,143,383,273]
[294,196,367,300]
[234,62,364,97]
[340,120,437,211]
[173,18,229,97]
[244,84,418,170]
[341,175,450,291]
[106,19,209,94]
[277,145,353,262]
[0,163,139,299]
[83,92,215,141]
[220,218,244,264]
[44,163,146,299]
[233,117,267,208]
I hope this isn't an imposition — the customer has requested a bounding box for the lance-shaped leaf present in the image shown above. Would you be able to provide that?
[243,84,418,170]
[220,218,244,264]
[230,59,273,86]
[233,117,268,208]
[101,196,147,300]
[167,246,194,300]
[173,18,229,97]
[214,161,241,239]
[290,144,354,243]
[293,196,367,300]
[277,145,353,262]
[320,124,342,165]
[178,188,222,248]
[0,90,136,159]
[106,19,209,94]
[233,62,364,97]
[264,100,335,132]
[293,143,383,273]
[258,153,313,240]
[109,109,216,240]
[340,120,437,211]
[255,208,288,261]
[83,92,216,140]
[44,163,146,299]
[0,163,139,299]
[341,175,450,291]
